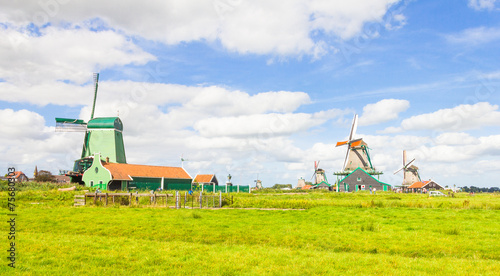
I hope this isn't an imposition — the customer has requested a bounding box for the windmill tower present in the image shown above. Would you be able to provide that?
[393,150,421,187]
[180,155,189,168]
[334,114,382,178]
[311,161,327,185]
[55,73,127,183]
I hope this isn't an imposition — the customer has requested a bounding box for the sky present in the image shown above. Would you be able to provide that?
[1,0,500,188]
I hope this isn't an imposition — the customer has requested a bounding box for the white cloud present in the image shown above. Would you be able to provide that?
[0,109,82,173]
[382,102,500,133]
[309,0,401,40]
[0,26,155,85]
[468,0,497,11]
[194,108,342,137]
[0,109,47,139]
[446,26,500,46]
[434,132,479,145]
[0,0,403,58]
[359,99,409,126]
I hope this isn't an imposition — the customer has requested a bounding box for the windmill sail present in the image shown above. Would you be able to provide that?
[90,73,99,120]
[55,118,87,132]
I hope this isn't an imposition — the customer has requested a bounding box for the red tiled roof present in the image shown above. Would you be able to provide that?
[408,180,430,189]
[103,163,191,181]
[8,171,25,179]
[302,185,313,190]
[194,174,215,183]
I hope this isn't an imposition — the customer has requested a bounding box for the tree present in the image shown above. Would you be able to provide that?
[35,170,55,182]
[272,184,292,189]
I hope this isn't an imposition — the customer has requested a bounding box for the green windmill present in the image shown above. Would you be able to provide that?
[55,73,127,183]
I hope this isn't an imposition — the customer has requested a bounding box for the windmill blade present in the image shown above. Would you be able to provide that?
[336,141,348,147]
[55,118,87,132]
[316,161,320,169]
[342,145,351,171]
[393,166,405,175]
[405,158,416,168]
[90,73,99,120]
[348,114,358,141]
[310,171,316,181]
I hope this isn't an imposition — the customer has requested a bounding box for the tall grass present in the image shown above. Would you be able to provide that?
[1,205,498,275]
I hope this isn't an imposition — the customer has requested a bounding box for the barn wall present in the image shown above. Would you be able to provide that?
[128,177,161,190]
[338,169,390,192]
[125,177,192,191]
[165,179,193,191]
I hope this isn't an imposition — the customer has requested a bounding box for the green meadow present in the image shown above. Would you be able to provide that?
[1,188,499,275]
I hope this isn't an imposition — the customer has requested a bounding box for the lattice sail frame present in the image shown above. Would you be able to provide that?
[55,118,87,132]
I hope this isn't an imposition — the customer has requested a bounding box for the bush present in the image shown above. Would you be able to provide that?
[0,180,74,191]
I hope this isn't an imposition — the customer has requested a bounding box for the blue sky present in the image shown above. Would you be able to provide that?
[1,0,499,188]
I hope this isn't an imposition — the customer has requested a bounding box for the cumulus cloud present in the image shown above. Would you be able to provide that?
[434,132,479,145]
[359,99,409,126]
[0,108,82,173]
[194,108,342,137]
[382,102,500,133]
[0,109,47,139]
[309,0,401,39]
[0,26,155,85]
[0,0,403,58]
[468,0,497,11]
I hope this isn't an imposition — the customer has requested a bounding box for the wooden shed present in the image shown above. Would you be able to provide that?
[407,180,443,193]
[337,167,391,192]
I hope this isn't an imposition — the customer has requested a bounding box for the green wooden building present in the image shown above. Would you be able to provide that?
[82,153,192,191]
[337,167,391,192]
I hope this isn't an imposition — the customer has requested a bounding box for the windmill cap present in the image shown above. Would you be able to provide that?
[87,117,123,131]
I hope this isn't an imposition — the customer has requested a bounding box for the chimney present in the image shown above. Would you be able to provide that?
[106,157,110,163]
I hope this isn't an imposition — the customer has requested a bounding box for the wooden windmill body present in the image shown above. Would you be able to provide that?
[334,115,381,176]
[393,150,421,187]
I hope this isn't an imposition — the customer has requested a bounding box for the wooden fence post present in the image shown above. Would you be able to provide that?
[94,192,97,205]
[105,193,108,206]
[199,193,202,209]
[129,193,132,206]
[166,194,168,208]
[219,191,222,208]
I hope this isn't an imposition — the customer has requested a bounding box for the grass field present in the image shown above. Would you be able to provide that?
[1,188,499,275]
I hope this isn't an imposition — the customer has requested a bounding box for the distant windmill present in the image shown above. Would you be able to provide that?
[393,150,421,187]
[55,73,127,183]
[254,174,262,189]
[311,161,327,185]
[180,155,189,168]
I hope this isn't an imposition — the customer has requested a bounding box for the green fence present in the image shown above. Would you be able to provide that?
[198,185,250,193]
